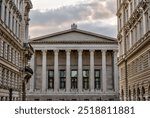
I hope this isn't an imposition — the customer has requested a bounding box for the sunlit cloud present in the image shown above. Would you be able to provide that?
[29,0,117,38]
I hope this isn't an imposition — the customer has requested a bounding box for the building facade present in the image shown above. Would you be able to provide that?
[27,24,119,101]
[117,0,150,101]
[0,0,33,101]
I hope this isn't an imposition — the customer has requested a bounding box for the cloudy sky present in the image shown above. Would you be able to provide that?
[29,0,117,38]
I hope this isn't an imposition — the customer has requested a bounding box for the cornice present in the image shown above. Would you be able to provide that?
[30,41,117,45]
[118,31,150,64]
[125,31,150,60]
[0,21,23,50]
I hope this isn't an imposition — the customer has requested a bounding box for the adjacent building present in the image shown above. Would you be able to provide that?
[0,0,33,101]
[117,0,150,101]
[27,24,119,101]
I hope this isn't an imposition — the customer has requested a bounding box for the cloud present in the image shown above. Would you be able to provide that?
[29,0,117,38]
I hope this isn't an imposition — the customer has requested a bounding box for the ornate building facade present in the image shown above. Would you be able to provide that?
[117,0,150,101]
[27,24,119,101]
[0,0,33,101]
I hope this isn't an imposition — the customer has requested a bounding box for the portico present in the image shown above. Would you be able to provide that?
[27,25,119,101]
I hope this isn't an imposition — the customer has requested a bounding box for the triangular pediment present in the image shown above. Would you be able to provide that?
[30,29,116,43]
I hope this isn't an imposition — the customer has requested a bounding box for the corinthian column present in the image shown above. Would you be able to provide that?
[90,50,95,91]
[102,50,107,92]
[66,49,71,92]
[42,50,47,92]
[78,49,83,92]
[54,49,59,92]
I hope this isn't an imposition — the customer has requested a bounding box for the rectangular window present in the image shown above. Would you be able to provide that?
[4,6,7,24]
[18,24,20,38]
[15,21,17,35]
[60,70,66,89]
[8,11,11,28]
[95,70,101,89]
[11,48,13,62]
[7,45,9,60]
[48,70,54,89]
[83,70,89,90]
[139,20,143,38]
[12,16,14,32]
[0,40,3,57]
[145,12,149,33]
[71,70,78,89]
[3,41,5,58]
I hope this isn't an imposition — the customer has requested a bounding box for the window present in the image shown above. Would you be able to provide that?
[71,70,78,89]
[83,70,89,90]
[95,70,101,89]
[145,12,149,33]
[60,70,66,89]
[8,11,11,28]
[4,6,7,24]
[11,48,13,62]
[12,16,14,32]
[3,41,5,58]
[48,70,54,89]
[15,21,17,35]
[7,45,10,60]
[139,20,143,38]
[0,40,4,57]
[18,24,20,38]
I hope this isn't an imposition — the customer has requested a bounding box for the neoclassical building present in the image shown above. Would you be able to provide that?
[117,0,150,101]
[27,24,119,101]
[0,0,33,101]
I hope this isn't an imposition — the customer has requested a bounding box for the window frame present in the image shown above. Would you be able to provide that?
[59,70,66,89]
[83,69,89,90]
[71,70,78,89]
[94,69,101,89]
[48,70,54,89]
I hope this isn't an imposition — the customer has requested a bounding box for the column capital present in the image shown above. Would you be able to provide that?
[78,49,83,53]
[42,49,47,53]
[65,49,71,53]
[101,49,107,53]
[89,49,95,52]
[53,49,59,53]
